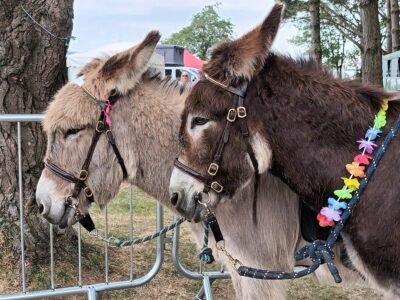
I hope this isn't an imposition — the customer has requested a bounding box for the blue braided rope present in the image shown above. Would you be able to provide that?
[199,220,215,264]
[238,114,400,282]
[107,218,185,247]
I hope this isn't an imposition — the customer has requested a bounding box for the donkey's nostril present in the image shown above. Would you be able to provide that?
[38,204,44,214]
[170,192,179,206]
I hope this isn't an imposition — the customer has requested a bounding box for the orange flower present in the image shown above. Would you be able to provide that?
[346,162,366,178]
[317,213,334,227]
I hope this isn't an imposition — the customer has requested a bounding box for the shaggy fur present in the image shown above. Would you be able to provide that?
[177,3,400,298]
[38,31,361,299]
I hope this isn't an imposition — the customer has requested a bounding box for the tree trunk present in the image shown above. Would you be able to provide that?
[391,0,400,51]
[0,0,76,283]
[309,0,322,63]
[360,0,383,86]
[387,0,393,52]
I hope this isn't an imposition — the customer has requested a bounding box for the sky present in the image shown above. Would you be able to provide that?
[69,0,305,57]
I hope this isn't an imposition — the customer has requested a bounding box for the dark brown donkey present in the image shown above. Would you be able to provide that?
[169,3,400,298]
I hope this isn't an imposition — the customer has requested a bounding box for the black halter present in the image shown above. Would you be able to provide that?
[45,92,128,232]
[174,74,260,225]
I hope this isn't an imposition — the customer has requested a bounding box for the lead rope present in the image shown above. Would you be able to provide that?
[198,220,215,264]
[206,114,400,282]
[88,217,186,247]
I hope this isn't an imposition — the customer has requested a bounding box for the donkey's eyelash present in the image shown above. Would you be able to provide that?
[191,117,209,129]
[64,128,84,139]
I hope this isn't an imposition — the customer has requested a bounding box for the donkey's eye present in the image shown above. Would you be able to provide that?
[191,117,209,128]
[64,128,84,138]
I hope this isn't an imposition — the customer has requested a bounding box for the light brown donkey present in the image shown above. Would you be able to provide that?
[35,31,361,299]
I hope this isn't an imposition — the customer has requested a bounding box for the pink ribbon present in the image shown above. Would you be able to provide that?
[103,100,112,126]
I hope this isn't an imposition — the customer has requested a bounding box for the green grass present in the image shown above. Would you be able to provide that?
[0,186,383,299]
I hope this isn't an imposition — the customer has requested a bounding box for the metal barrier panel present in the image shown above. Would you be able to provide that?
[0,114,229,300]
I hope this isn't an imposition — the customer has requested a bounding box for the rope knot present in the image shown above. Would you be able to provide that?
[199,246,215,264]
[295,240,341,283]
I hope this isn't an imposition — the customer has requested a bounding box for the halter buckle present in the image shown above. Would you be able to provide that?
[96,121,104,132]
[207,163,219,176]
[210,181,223,193]
[83,186,93,198]
[79,169,88,181]
[237,107,247,118]
[227,108,237,122]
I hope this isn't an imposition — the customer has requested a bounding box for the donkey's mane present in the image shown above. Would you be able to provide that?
[141,68,190,98]
[265,53,391,111]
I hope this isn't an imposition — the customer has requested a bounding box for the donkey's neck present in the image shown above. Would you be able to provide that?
[122,79,185,205]
[255,54,396,211]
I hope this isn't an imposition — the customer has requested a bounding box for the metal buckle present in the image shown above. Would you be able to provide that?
[64,196,74,208]
[207,163,219,176]
[106,130,115,144]
[83,187,93,197]
[210,181,223,193]
[237,106,247,118]
[79,170,88,181]
[96,121,104,132]
[227,108,237,122]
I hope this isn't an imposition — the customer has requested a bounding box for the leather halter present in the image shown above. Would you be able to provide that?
[45,92,128,232]
[174,74,259,210]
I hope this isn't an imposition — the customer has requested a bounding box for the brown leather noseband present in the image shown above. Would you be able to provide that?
[174,74,259,206]
[45,92,128,232]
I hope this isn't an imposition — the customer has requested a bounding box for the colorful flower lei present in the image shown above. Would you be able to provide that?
[317,99,389,227]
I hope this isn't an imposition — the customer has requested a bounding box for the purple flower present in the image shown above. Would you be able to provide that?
[321,205,342,222]
[357,138,377,154]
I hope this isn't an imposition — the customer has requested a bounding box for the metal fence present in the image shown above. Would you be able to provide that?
[0,114,229,300]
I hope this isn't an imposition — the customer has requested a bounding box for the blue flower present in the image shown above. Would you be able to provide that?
[365,127,382,141]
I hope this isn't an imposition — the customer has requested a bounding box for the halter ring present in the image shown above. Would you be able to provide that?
[210,181,224,193]
[237,106,247,118]
[83,187,93,197]
[227,108,237,122]
[207,163,219,176]
[96,120,104,132]
[79,169,88,181]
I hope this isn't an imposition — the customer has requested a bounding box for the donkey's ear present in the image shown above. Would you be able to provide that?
[203,3,284,83]
[99,31,161,94]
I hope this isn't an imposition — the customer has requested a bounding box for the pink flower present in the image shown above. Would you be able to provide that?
[354,154,372,165]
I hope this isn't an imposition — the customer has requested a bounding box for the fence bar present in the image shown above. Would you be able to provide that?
[0,115,228,299]
[17,122,26,293]
[171,216,230,280]
[78,224,83,286]
[129,184,134,281]
[0,114,43,122]
[203,276,213,300]
[49,224,55,290]
[104,206,109,284]
[87,287,96,300]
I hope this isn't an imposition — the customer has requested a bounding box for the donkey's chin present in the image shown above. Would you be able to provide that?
[57,207,76,229]
[192,205,204,223]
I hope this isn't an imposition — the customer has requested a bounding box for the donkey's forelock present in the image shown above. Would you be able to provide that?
[43,83,98,133]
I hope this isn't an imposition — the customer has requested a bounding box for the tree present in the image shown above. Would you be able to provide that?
[310,0,322,63]
[386,0,393,52]
[163,3,234,60]
[391,0,400,51]
[0,0,75,281]
[287,0,385,84]
[290,20,350,77]
[360,0,383,85]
